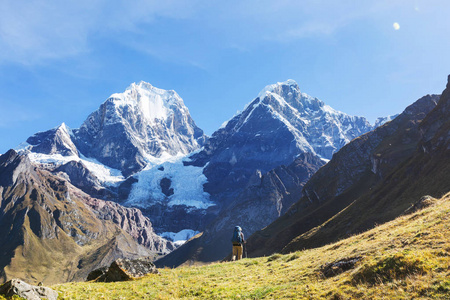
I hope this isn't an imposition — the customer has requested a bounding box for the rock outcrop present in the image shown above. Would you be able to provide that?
[320,257,363,278]
[87,257,159,282]
[0,279,58,300]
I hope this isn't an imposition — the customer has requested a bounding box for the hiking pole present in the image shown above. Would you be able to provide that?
[245,242,248,258]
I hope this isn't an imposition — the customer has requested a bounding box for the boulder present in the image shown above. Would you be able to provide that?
[88,257,159,282]
[0,279,58,300]
[320,256,363,278]
[86,266,109,282]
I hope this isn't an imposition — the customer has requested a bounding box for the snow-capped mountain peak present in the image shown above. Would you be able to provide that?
[223,79,373,159]
[257,79,300,102]
[75,82,206,175]
[58,122,70,133]
[106,81,187,125]
[192,80,373,184]
[21,122,78,157]
[19,81,207,177]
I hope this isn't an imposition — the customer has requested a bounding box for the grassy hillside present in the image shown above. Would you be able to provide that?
[33,191,450,299]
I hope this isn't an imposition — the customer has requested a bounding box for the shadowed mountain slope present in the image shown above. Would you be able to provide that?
[155,152,324,267]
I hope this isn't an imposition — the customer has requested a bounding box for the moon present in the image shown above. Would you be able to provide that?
[393,22,400,30]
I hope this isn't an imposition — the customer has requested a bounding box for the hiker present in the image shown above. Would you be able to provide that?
[231,226,245,261]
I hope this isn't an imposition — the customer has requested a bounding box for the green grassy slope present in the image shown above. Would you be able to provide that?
[45,192,450,300]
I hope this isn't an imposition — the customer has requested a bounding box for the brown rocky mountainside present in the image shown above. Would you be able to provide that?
[0,150,173,285]
[247,76,450,257]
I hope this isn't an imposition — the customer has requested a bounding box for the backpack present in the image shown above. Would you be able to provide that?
[231,226,243,244]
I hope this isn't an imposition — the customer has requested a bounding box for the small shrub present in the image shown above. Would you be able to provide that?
[330,292,346,300]
[352,252,430,285]
[244,260,259,267]
[267,254,282,262]
[433,279,450,294]
[247,287,275,299]
[286,253,300,262]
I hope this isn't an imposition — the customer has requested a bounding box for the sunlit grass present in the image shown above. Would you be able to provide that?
[45,192,450,299]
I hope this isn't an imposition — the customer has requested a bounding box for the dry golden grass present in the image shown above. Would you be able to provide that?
[5,192,449,300]
[54,192,450,299]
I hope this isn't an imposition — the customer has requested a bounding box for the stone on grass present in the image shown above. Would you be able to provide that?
[86,266,109,282]
[320,256,363,278]
[88,257,159,282]
[0,279,58,300]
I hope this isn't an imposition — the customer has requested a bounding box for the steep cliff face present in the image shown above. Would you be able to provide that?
[25,123,78,157]
[246,81,448,257]
[0,150,173,285]
[75,82,206,176]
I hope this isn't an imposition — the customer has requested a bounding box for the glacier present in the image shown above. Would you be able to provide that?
[22,151,125,185]
[160,229,200,247]
[126,157,214,210]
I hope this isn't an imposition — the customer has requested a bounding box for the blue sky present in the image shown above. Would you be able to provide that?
[0,0,449,154]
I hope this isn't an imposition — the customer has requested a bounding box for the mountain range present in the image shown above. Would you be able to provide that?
[18,80,380,237]
[2,75,446,284]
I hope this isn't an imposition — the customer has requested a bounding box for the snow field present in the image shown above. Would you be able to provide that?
[126,158,214,210]
[160,229,200,247]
